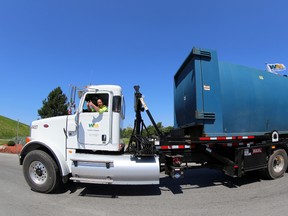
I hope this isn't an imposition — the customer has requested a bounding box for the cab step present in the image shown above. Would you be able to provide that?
[70,177,113,184]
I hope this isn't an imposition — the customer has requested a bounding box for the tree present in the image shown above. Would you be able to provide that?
[139,122,173,137]
[121,127,133,138]
[162,126,173,134]
[38,87,69,119]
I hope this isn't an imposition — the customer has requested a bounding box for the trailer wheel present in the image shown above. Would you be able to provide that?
[23,150,60,193]
[265,149,288,179]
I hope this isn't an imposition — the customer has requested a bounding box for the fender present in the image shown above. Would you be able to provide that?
[19,140,70,177]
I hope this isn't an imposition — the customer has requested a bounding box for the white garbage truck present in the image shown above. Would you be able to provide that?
[20,47,288,193]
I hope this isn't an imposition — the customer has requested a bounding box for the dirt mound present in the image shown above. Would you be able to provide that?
[0,144,23,154]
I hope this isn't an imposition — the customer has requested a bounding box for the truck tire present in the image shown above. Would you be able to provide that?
[265,149,288,179]
[23,150,60,193]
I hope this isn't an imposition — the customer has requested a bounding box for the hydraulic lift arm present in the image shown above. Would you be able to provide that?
[127,85,163,156]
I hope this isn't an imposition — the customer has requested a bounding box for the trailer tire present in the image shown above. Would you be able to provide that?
[23,150,60,193]
[265,149,288,179]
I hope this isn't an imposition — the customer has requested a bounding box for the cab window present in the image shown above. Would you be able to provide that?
[113,96,121,113]
[83,93,109,112]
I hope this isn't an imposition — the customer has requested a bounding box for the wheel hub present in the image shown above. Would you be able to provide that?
[273,155,284,173]
[36,168,43,176]
[29,161,48,185]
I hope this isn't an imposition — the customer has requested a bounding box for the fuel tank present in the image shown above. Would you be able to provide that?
[174,47,288,136]
[70,153,159,185]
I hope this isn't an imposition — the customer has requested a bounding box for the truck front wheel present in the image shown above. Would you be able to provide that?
[265,149,288,179]
[23,150,60,193]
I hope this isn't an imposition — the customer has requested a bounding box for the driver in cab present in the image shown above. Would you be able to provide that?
[87,99,108,114]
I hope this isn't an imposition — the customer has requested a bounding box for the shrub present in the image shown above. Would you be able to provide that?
[7,140,15,146]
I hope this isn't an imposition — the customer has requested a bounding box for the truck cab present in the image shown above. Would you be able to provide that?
[20,84,159,193]
[67,85,125,152]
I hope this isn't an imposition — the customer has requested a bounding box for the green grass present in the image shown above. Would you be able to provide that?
[0,139,10,145]
[0,115,30,144]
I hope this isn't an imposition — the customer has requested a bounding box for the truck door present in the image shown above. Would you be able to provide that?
[77,93,111,149]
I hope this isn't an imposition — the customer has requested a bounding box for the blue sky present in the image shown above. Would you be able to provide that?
[1,0,288,127]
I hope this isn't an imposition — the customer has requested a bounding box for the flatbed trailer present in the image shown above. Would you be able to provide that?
[158,132,288,179]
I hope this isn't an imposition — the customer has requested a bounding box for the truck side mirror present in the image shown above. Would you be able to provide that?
[78,90,84,99]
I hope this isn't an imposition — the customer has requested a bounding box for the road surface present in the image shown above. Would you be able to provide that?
[1,153,288,216]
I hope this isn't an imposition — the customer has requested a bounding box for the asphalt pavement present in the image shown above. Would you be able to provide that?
[1,153,288,216]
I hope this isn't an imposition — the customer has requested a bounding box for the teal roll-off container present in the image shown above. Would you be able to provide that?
[174,47,288,137]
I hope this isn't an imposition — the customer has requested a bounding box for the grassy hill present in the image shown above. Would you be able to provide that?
[0,115,30,144]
